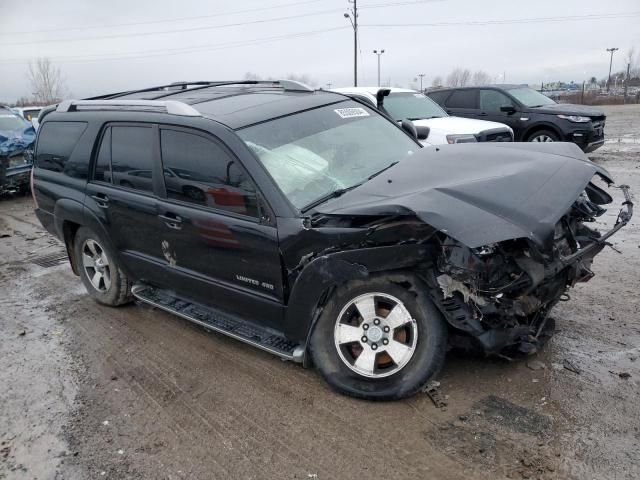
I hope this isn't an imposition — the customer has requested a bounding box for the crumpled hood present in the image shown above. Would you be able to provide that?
[528,103,605,117]
[412,116,511,135]
[315,142,614,248]
[0,126,36,157]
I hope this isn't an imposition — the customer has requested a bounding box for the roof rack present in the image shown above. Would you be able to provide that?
[56,99,200,116]
[90,79,315,100]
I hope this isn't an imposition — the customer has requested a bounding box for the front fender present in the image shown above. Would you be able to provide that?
[283,243,431,345]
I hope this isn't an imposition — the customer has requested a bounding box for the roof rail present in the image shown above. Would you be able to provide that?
[91,79,315,100]
[56,99,200,116]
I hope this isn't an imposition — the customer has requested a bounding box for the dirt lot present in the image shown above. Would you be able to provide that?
[1,104,638,480]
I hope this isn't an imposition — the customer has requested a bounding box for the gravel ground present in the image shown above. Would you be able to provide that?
[1,104,638,480]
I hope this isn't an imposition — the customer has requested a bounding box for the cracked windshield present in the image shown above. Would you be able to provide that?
[238,101,417,209]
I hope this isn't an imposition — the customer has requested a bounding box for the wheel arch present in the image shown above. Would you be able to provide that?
[54,198,127,278]
[283,243,435,365]
[522,122,564,142]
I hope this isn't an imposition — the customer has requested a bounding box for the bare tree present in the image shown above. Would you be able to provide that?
[459,69,471,86]
[28,58,67,104]
[624,47,636,69]
[446,68,472,87]
[471,70,492,86]
[431,76,443,88]
[243,72,262,80]
[446,68,462,87]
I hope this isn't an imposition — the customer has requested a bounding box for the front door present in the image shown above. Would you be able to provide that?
[478,89,520,131]
[155,126,284,328]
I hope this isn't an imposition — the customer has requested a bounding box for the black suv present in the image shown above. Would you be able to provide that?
[32,80,631,400]
[427,85,606,152]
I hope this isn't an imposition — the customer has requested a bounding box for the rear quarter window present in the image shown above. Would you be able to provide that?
[427,90,450,106]
[36,121,88,174]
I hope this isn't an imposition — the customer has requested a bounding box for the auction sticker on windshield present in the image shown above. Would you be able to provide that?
[334,107,370,119]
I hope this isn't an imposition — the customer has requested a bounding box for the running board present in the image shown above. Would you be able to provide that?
[131,284,304,362]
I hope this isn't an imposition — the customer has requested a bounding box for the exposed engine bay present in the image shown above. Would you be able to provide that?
[429,182,634,355]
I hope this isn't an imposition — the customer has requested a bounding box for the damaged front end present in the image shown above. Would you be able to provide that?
[428,183,633,356]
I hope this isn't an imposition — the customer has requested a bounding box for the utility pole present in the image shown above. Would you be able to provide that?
[344,1,358,86]
[417,73,425,92]
[373,50,385,87]
[326,82,332,89]
[606,47,619,92]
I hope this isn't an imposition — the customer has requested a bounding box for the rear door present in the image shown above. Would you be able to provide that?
[444,89,479,119]
[86,123,167,279]
[155,125,284,327]
[478,89,520,130]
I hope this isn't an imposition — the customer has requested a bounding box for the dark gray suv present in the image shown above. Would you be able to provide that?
[428,85,606,152]
[31,80,631,400]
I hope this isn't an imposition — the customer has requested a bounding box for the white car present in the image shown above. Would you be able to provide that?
[332,87,513,146]
[12,106,42,129]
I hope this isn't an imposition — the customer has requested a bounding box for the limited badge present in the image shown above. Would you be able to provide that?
[334,108,370,119]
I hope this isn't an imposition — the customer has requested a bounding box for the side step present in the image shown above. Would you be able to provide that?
[131,284,304,362]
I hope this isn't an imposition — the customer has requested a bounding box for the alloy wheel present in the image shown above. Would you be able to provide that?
[531,134,555,142]
[333,293,418,378]
[81,239,111,292]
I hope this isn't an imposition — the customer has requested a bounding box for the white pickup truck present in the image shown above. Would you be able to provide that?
[332,87,513,146]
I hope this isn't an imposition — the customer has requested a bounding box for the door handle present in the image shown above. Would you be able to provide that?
[91,193,109,208]
[479,112,488,116]
[158,213,183,230]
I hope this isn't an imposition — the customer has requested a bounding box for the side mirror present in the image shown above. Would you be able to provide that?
[376,88,391,109]
[401,119,418,139]
[415,125,430,140]
[500,105,516,114]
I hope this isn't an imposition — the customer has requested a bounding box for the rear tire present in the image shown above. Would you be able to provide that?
[73,227,133,306]
[527,129,559,143]
[310,274,447,400]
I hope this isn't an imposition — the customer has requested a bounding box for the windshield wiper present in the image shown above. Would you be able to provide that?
[367,161,398,180]
[300,184,362,213]
[301,162,400,213]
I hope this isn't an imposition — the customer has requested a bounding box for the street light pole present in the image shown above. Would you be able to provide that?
[606,47,619,92]
[417,73,425,92]
[344,0,359,86]
[373,49,385,87]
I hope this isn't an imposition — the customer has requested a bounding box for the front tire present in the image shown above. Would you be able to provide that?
[310,275,447,400]
[73,227,133,306]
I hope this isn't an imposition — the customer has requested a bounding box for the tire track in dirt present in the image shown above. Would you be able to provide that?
[68,311,317,480]
[59,289,472,479]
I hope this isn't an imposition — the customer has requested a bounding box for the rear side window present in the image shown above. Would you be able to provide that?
[109,126,155,192]
[160,128,259,217]
[36,122,87,173]
[427,90,450,106]
[446,90,478,109]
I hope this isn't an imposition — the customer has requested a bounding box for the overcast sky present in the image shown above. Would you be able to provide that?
[1,0,639,102]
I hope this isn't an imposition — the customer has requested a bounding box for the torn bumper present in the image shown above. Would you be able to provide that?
[429,185,633,355]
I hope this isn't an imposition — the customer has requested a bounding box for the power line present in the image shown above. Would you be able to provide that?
[0,26,350,65]
[0,0,446,46]
[361,11,640,27]
[0,8,346,46]
[360,0,443,8]
[0,0,326,36]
